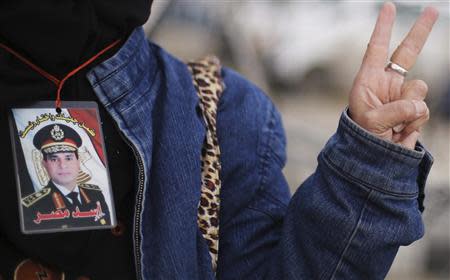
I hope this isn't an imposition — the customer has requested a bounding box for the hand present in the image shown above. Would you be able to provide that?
[348,2,439,149]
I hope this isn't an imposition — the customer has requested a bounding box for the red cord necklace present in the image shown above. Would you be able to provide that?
[0,39,121,111]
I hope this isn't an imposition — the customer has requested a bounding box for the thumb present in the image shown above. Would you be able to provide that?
[365,99,428,133]
[399,130,420,150]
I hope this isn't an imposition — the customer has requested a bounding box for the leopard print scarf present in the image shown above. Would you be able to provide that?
[188,56,224,273]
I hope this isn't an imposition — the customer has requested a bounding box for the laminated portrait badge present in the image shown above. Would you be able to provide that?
[9,101,117,234]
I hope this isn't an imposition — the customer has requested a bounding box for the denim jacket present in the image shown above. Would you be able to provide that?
[86,27,433,280]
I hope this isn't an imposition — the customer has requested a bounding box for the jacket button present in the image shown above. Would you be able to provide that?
[111,220,125,237]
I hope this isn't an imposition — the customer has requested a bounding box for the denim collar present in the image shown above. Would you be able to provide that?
[86,27,157,108]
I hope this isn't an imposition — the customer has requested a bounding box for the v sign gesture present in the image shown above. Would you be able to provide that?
[349,2,439,149]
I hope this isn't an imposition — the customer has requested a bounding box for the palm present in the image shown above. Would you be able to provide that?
[350,69,398,139]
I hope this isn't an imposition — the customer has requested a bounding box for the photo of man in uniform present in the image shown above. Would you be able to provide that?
[21,123,111,232]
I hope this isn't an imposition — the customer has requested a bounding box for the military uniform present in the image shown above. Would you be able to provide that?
[22,181,111,231]
[18,123,112,232]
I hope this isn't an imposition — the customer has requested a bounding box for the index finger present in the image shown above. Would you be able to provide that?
[390,6,439,70]
[361,2,396,70]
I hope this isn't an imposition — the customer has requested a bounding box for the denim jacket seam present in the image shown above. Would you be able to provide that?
[113,108,146,159]
[341,116,423,160]
[259,104,286,192]
[257,187,289,209]
[267,106,286,166]
[246,206,278,222]
[90,34,145,88]
[258,102,277,192]
[113,68,155,112]
[329,190,373,280]
[224,189,287,230]
[321,153,418,198]
[269,145,286,168]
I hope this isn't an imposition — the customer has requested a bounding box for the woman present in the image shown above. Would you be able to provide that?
[0,1,438,279]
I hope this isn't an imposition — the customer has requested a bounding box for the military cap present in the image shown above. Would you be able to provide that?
[33,124,82,154]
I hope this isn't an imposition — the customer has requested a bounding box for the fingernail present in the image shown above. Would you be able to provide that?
[393,123,405,133]
[413,100,427,116]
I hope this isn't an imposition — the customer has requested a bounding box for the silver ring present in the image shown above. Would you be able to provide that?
[386,61,408,77]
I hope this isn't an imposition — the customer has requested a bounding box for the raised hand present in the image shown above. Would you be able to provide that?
[348,2,439,149]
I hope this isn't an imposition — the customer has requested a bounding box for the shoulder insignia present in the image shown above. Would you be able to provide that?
[21,187,51,208]
[79,184,101,191]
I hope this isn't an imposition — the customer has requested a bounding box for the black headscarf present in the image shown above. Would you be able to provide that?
[0,0,152,76]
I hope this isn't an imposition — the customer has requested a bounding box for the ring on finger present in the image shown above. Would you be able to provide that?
[386,61,408,77]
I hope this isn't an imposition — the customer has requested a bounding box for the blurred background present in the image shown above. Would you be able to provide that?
[144,1,449,279]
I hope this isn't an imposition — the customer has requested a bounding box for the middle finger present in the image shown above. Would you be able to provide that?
[390,6,439,71]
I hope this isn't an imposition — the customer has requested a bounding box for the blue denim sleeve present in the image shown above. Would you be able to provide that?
[215,68,433,279]
[267,107,434,279]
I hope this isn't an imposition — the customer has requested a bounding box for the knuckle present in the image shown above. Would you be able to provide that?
[410,80,429,97]
[414,80,428,93]
[400,40,420,56]
[364,43,386,63]
[367,42,382,52]
[403,80,428,99]
[402,100,417,118]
